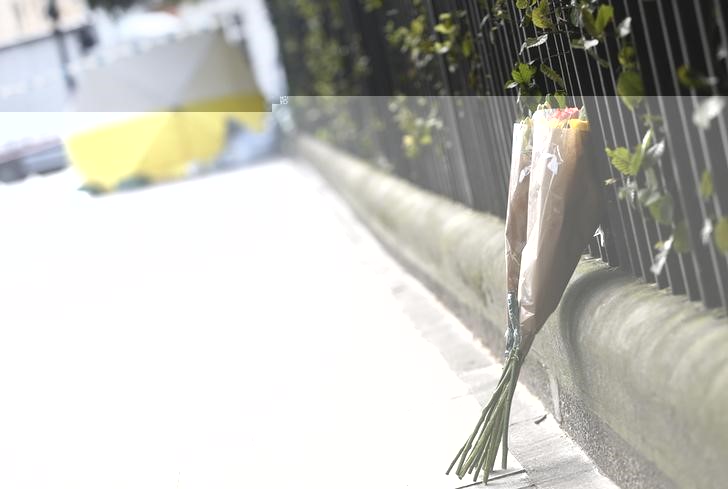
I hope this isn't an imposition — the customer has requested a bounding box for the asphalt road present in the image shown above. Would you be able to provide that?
[0,161,490,489]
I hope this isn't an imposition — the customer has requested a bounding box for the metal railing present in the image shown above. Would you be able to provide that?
[268,0,728,313]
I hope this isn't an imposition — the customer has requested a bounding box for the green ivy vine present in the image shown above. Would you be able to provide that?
[276,0,728,263]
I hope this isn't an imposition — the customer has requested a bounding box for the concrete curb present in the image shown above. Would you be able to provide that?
[293,135,728,489]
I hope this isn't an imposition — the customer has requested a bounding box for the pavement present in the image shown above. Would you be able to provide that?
[0,157,618,489]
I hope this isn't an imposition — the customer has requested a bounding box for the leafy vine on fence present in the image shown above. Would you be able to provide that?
[270,0,728,264]
[369,0,728,265]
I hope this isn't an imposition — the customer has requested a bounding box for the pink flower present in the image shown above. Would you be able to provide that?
[551,107,580,120]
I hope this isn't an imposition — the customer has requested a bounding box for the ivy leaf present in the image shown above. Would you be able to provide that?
[515,0,529,9]
[677,65,717,90]
[639,185,662,207]
[692,96,726,130]
[514,62,537,84]
[571,38,599,50]
[630,146,645,174]
[605,147,634,175]
[520,34,549,54]
[461,34,474,58]
[540,63,566,89]
[618,45,637,69]
[434,41,450,54]
[554,90,567,108]
[569,4,581,27]
[617,17,632,37]
[617,71,645,110]
[641,128,654,150]
[715,217,728,253]
[607,131,651,177]
[532,0,553,29]
[648,193,674,226]
[673,221,691,253]
[700,170,714,199]
[595,5,614,35]
[434,23,456,35]
[580,6,599,38]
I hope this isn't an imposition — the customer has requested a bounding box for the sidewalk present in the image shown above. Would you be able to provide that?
[0,158,617,488]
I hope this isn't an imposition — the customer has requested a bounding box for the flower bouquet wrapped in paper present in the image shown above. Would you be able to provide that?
[448,107,602,483]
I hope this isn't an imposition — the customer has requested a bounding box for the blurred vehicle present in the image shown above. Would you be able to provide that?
[0,138,68,183]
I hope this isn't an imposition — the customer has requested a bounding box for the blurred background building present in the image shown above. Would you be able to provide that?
[0,0,87,46]
[0,0,286,187]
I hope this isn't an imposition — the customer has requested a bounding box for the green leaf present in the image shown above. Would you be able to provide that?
[618,45,637,69]
[648,194,674,226]
[434,23,456,35]
[674,221,691,253]
[554,90,567,108]
[617,71,645,110]
[541,63,566,89]
[434,41,450,54]
[595,5,614,34]
[638,185,661,206]
[580,6,599,38]
[641,129,654,152]
[630,146,645,175]
[715,217,728,253]
[512,62,536,84]
[701,170,714,199]
[605,147,634,175]
[532,0,553,29]
[505,80,520,89]
[515,0,529,9]
[512,69,525,84]
[677,65,716,90]
[461,33,474,58]
[363,0,383,12]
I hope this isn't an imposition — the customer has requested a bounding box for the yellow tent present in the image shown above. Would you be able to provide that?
[66,30,268,191]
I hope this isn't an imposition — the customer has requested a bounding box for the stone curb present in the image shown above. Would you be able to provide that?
[293,135,728,489]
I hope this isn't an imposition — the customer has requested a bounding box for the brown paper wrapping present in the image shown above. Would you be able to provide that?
[517,113,603,354]
[447,109,603,484]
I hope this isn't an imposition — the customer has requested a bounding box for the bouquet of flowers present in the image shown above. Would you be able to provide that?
[448,106,602,483]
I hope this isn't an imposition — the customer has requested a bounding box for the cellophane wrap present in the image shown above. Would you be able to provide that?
[505,122,532,295]
[517,109,603,352]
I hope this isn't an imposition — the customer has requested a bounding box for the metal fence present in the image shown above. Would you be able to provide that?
[268,0,728,313]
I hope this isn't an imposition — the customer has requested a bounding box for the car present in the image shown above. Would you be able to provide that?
[0,138,68,183]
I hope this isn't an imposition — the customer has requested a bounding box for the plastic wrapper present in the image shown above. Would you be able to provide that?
[517,109,603,355]
[505,122,532,294]
[449,107,603,484]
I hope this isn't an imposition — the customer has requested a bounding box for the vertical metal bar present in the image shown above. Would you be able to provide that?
[652,0,724,308]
